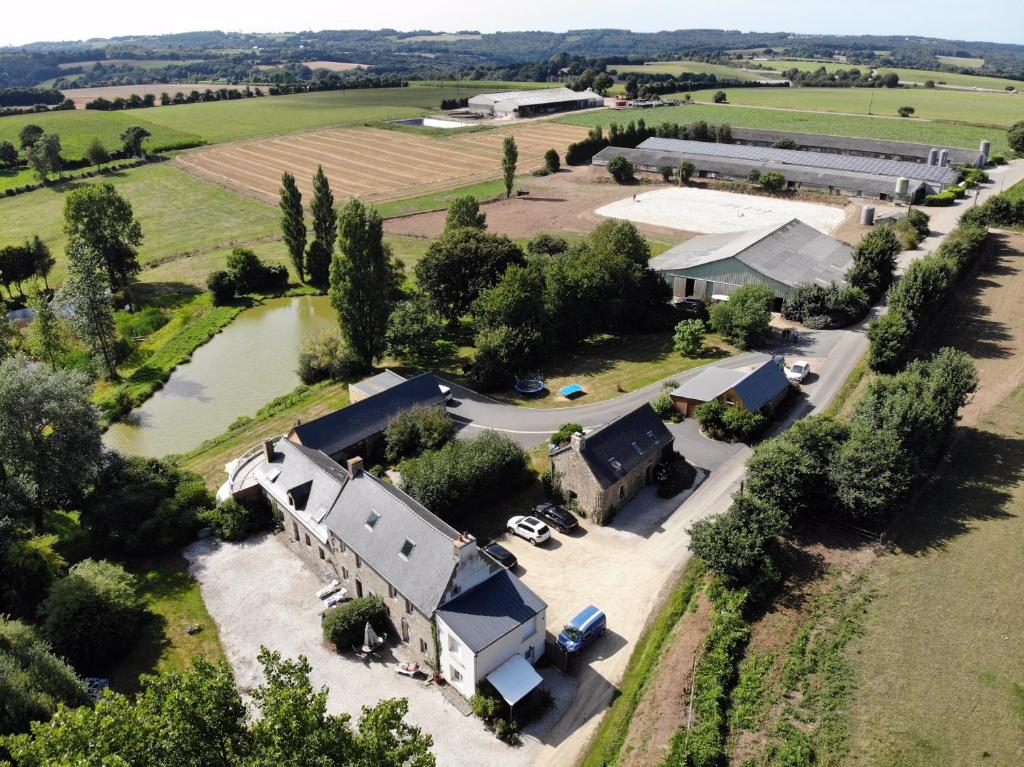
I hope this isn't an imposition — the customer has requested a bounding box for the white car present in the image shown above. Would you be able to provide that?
[506,515,551,545]
[785,360,811,383]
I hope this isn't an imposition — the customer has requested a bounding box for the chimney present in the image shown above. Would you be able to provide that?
[453,531,476,552]
[346,456,364,477]
[570,431,586,451]
[262,439,274,462]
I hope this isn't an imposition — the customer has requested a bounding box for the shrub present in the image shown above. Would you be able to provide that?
[867,310,912,373]
[200,498,269,541]
[543,148,560,173]
[226,248,289,294]
[385,297,444,358]
[925,191,956,206]
[116,306,168,339]
[673,318,705,357]
[695,399,727,438]
[757,171,786,192]
[384,405,455,463]
[206,270,237,305]
[0,617,89,735]
[709,285,774,349]
[651,388,677,421]
[893,218,923,250]
[713,90,727,103]
[398,431,528,519]
[722,406,767,442]
[322,596,388,651]
[38,559,150,671]
[0,534,66,619]
[549,422,584,447]
[659,166,673,182]
[607,156,635,183]
[527,233,568,256]
[296,330,365,384]
[905,208,931,237]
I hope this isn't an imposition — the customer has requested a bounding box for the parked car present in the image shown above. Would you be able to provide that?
[785,360,811,383]
[506,515,551,545]
[674,297,709,321]
[557,605,607,655]
[483,542,518,570]
[533,502,578,533]
[438,384,454,402]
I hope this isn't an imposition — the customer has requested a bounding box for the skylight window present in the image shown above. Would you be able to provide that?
[609,458,623,471]
[400,540,415,559]
[631,441,643,455]
[366,510,381,530]
[265,467,280,482]
[647,430,657,441]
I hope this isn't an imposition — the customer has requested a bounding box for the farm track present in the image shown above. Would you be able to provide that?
[174,122,590,206]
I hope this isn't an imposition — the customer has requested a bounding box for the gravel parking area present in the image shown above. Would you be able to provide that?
[596,186,849,234]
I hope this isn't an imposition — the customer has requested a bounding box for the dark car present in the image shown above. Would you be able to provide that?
[674,297,709,321]
[533,502,579,534]
[483,542,517,570]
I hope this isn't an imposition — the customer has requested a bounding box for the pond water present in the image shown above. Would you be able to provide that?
[104,295,336,459]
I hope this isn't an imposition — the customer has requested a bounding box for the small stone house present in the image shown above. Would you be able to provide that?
[550,403,674,525]
[221,437,546,701]
[670,356,789,418]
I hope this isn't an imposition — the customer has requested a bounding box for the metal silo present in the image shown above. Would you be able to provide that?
[980,140,991,163]
[927,148,939,165]
[896,177,910,200]
[938,149,949,166]
[860,206,876,225]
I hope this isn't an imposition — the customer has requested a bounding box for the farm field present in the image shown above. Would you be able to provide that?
[57,58,203,71]
[0,109,202,160]
[174,122,589,205]
[60,82,251,108]
[560,103,1009,152]
[765,58,1023,90]
[614,61,781,81]
[936,55,985,69]
[683,86,1024,127]
[272,60,365,71]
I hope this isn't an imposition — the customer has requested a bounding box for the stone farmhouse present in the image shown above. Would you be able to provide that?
[669,356,790,418]
[550,403,674,525]
[220,385,546,703]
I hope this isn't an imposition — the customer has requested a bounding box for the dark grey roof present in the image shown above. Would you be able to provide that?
[650,219,852,289]
[290,373,445,456]
[671,356,788,412]
[591,147,929,197]
[435,570,546,654]
[351,370,407,397]
[577,403,673,487]
[638,137,955,184]
[728,127,985,166]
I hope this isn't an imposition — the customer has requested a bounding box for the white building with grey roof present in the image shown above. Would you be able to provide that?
[467,87,604,118]
[649,218,853,306]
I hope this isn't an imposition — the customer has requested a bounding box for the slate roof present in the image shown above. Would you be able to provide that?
[728,127,985,167]
[259,439,462,615]
[290,373,445,456]
[591,147,929,198]
[468,87,601,109]
[671,356,789,412]
[350,370,407,398]
[435,570,546,653]
[649,219,853,289]
[637,137,956,184]
[574,403,674,488]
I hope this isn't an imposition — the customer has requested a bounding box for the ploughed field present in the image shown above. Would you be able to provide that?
[174,122,590,205]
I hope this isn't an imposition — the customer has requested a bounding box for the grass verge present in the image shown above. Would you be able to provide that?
[374,178,509,218]
[579,560,704,767]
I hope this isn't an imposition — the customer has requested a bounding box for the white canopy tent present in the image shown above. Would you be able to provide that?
[486,655,543,707]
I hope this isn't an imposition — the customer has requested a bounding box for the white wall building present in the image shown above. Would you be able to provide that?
[467,87,604,118]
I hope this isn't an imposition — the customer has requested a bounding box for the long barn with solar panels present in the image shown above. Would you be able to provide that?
[592,136,960,202]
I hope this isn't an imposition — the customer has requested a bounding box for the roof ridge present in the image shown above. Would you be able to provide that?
[731,220,795,261]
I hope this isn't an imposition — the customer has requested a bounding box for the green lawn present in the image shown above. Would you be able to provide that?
[375,178,508,219]
[614,61,780,82]
[0,110,202,160]
[767,58,1021,90]
[0,163,280,282]
[846,385,1024,766]
[560,104,1008,152]
[684,86,1024,128]
[1004,178,1024,202]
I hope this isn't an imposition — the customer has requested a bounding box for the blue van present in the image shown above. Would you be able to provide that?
[557,605,606,654]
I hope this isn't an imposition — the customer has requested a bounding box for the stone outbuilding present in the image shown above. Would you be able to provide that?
[669,355,790,418]
[550,403,674,525]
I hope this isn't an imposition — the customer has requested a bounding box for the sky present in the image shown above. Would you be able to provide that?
[4,0,1022,48]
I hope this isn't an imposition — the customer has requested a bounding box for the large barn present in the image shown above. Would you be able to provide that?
[467,87,604,118]
[648,218,853,306]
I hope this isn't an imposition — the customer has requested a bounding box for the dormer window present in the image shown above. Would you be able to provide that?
[400,540,415,559]
[366,510,381,530]
[647,430,657,441]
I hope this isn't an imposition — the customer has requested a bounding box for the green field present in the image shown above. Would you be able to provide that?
[936,55,985,69]
[680,86,1024,127]
[0,110,202,160]
[614,61,778,82]
[560,103,1008,152]
[766,58,1022,91]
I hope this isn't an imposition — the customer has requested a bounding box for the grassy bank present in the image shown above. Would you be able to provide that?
[579,561,704,767]
[375,178,508,219]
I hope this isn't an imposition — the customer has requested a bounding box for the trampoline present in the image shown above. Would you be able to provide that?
[514,378,546,396]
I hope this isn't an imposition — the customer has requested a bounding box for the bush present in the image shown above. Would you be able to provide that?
[38,559,150,671]
[527,233,568,256]
[226,248,289,294]
[673,318,705,357]
[722,406,767,442]
[200,498,269,541]
[322,596,388,651]
[0,616,89,735]
[708,284,774,349]
[81,454,212,555]
[116,306,168,339]
[607,156,635,183]
[893,218,923,250]
[695,399,727,437]
[549,422,584,447]
[398,431,528,519]
[651,388,678,421]
[867,310,912,373]
[757,171,786,192]
[905,208,931,238]
[925,191,956,206]
[296,330,365,384]
[543,148,560,173]
[0,534,66,619]
[713,90,727,103]
[206,270,236,305]
[384,405,455,463]
[385,297,444,358]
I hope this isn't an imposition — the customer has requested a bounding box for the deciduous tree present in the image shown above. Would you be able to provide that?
[279,171,307,282]
[119,125,151,157]
[501,136,518,199]
[444,195,486,232]
[63,182,143,293]
[59,241,120,379]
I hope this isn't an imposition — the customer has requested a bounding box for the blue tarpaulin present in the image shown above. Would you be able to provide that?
[560,384,585,398]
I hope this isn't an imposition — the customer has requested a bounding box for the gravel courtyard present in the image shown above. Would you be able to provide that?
[595,186,849,234]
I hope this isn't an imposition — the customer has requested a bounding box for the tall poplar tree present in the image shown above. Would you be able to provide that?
[59,242,119,380]
[279,172,306,283]
[329,200,396,369]
[306,166,336,286]
[501,136,518,199]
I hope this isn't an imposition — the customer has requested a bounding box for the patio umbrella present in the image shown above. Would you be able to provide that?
[364,622,380,649]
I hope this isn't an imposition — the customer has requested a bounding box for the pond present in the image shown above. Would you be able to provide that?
[104,295,336,459]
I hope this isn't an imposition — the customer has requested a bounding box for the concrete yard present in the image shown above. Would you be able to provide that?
[595,186,849,234]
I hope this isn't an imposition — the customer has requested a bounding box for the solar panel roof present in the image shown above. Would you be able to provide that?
[638,137,955,184]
